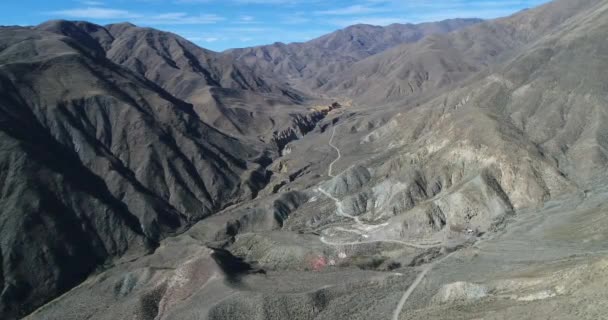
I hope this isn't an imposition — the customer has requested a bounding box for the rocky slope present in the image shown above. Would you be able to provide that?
[321,0,600,106]
[5,0,608,319]
[224,19,482,92]
[0,26,271,318]
[36,20,312,145]
[36,20,298,98]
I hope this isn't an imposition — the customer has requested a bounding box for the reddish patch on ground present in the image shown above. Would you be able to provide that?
[310,255,328,271]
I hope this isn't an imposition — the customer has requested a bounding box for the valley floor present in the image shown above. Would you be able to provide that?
[26,129,608,319]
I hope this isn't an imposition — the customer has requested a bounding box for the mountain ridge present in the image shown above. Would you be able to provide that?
[3,1,608,318]
[223,18,482,93]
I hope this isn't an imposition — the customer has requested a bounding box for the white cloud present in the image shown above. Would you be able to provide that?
[79,0,104,6]
[173,0,212,3]
[330,16,408,27]
[50,7,140,19]
[143,12,225,25]
[236,15,258,24]
[221,27,270,33]
[49,7,224,25]
[233,0,320,4]
[315,5,388,16]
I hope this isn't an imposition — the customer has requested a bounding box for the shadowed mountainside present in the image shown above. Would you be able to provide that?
[4,0,608,319]
[0,26,271,318]
[36,20,313,143]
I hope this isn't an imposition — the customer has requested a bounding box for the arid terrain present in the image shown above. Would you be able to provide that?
[2,0,608,319]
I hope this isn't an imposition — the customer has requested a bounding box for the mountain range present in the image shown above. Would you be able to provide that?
[2,0,608,319]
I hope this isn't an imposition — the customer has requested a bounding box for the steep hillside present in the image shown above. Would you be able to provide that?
[6,0,608,319]
[224,19,481,91]
[322,0,599,106]
[37,20,313,143]
[0,27,269,318]
[37,20,297,97]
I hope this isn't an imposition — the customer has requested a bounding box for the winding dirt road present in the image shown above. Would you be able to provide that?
[317,187,361,224]
[391,251,457,320]
[318,119,452,320]
[319,236,441,250]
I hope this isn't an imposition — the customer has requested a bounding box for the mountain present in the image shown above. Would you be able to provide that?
[5,0,608,319]
[321,0,600,106]
[0,19,486,317]
[36,20,298,97]
[0,26,272,318]
[35,20,313,143]
[223,18,482,92]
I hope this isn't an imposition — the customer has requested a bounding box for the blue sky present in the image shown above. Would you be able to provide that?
[1,0,549,51]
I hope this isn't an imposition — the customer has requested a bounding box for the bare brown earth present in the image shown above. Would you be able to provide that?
[3,0,608,319]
